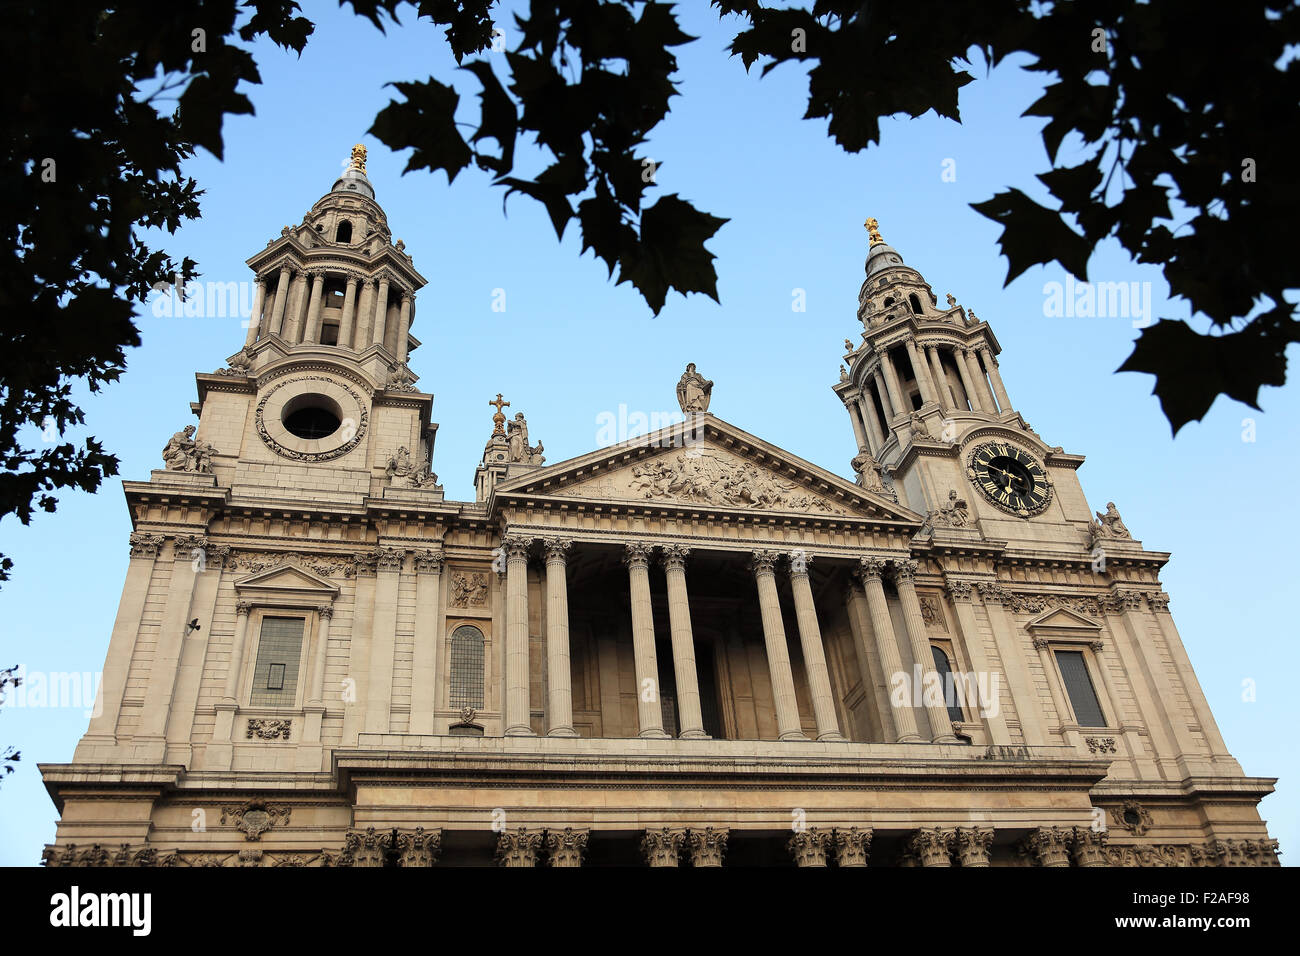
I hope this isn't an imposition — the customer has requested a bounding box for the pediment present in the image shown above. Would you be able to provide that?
[1024,606,1102,632]
[233,563,340,596]
[493,415,922,524]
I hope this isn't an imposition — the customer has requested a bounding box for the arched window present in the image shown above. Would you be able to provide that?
[449,625,485,709]
[930,646,965,724]
[335,219,353,244]
[883,296,895,308]
[909,293,923,314]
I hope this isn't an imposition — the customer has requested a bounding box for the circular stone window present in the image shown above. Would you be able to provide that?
[282,393,342,440]
[256,373,368,462]
[1122,809,1142,827]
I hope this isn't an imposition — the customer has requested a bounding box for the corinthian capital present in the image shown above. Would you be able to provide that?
[543,537,572,565]
[494,827,543,867]
[685,827,728,867]
[749,549,780,575]
[640,827,685,867]
[544,827,589,867]
[501,535,532,561]
[892,558,919,582]
[788,828,833,867]
[622,541,653,569]
[661,544,690,571]
[857,556,890,580]
[954,827,994,867]
[834,827,872,867]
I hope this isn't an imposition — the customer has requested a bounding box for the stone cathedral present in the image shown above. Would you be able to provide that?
[40,149,1279,868]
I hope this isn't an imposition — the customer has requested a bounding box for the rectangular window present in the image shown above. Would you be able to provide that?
[250,616,305,707]
[1054,649,1106,727]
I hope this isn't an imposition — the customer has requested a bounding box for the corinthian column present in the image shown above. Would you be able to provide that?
[787,554,844,741]
[244,278,266,348]
[879,351,907,418]
[661,545,707,739]
[503,535,534,736]
[905,339,937,405]
[893,560,957,743]
[396,293,412,364]
[339,276,359,349]
[372,273,391,348]
[269,265,291,335]
[624,543,668,738]
[304,270,326,343]
[979,346,1013,412]
[750,550,806,741]
[856,558,921,742]
[543,537,577,737]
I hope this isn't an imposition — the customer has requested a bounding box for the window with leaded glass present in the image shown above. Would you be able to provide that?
[1054,649,1106,727]
[449,625,485,709]
[250,616,305,707]
[930,645,965,724]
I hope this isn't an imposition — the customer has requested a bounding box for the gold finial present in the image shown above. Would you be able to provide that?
[864,216,884,246]
[349,143,367,173]
[489,393,511,436]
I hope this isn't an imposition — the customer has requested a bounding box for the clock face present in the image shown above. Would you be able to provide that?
[967,442,1052,516]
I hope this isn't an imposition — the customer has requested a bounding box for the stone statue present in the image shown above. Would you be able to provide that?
[506,414,545,464]
[850,450,886,493]
[676,363,713,413]
[927,488,971,529]
[386,445,415,484]
[946,293,957,309]
[1091,502,1131,539]
[192,437,218,474]
[162,426,195,470]
[161,425,216,473]
[387,364,417,391]
[386,445,438,488]
[910,411,935,441]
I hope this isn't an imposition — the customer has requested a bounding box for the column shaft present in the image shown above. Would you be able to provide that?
[544,539,577,736]
[751,551,806,740]
[789,560,844,740]
[396,294,412,364]
[244,279,266,348]
[269,266,291,335]
[308,607,333,705]
[953,346,980,411]
[981,348,1013,411]
[880,351,907,417]
[625,544,668,737]
[894,562,956,742]
[372,275,391,348]
[858,559,921,742]
[857,393,885,452]
[339,278,359,349]
[304,272,326,343]
[927,346,956,408]
[662,546,706,738]
[844,398,869,451]
[503,537,534,735]
[906,339,937,405]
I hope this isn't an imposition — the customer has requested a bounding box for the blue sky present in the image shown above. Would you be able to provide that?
[1,2,1293,865]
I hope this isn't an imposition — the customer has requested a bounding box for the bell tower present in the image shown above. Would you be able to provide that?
[834,218,1098,550]
[186,145,439,506]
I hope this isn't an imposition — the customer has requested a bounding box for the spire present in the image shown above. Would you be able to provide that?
[332,143,376,200]
[863,215,906,280]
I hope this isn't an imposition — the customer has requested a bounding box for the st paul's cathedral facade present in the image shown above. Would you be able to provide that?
[40,148,1279,867]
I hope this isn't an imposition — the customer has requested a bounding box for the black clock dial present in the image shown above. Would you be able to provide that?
[967,442,1051,516]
